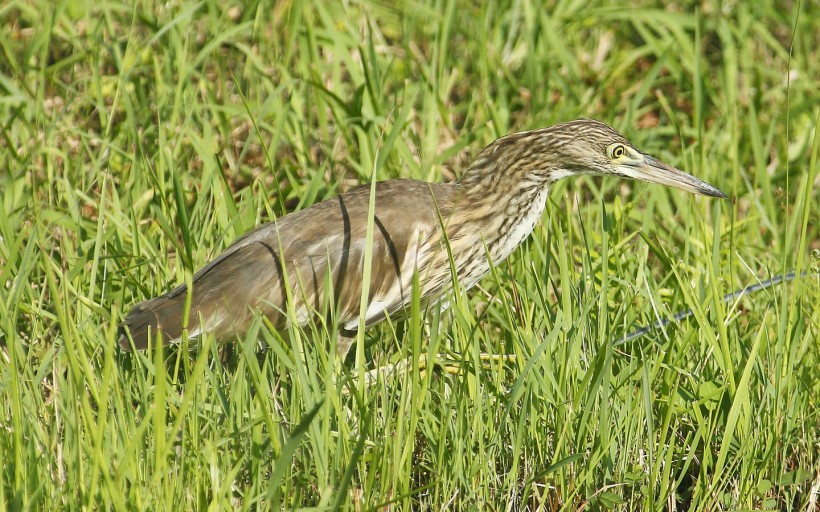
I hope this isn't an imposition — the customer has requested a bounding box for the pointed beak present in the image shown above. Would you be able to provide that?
[619,155,727,198]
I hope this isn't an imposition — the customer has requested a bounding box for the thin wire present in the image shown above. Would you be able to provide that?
[616,271,814,345]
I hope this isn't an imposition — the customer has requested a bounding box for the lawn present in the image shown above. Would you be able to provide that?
[1,0,818,509]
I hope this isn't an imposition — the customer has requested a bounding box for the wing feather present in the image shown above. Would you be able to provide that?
[120,179,459,349]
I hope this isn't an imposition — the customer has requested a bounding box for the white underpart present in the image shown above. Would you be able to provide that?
[455,186,550,292]
[546,168,575,183]
[344,301,390,331]
[493,186,550,265]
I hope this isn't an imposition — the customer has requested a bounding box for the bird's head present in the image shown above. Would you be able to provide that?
[545,118,727,198]
[463,118,727,199]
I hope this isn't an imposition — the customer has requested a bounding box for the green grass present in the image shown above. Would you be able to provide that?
[1,0,818,509]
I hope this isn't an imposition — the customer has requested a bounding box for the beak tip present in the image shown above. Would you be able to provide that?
[703,186,728,199]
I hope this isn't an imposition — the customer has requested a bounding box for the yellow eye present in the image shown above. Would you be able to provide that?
[612,145,626,158]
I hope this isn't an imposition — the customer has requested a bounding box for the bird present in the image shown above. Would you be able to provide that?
[119,118,726,353]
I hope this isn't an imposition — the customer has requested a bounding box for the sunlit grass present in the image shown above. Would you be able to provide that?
[1,0,818,509]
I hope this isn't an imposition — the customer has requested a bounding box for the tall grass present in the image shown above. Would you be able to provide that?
[1,0,818,509]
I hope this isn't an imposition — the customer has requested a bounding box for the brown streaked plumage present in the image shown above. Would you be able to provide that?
[119,119,726,352]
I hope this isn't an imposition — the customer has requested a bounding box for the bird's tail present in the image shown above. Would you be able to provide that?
[119,287,191,351]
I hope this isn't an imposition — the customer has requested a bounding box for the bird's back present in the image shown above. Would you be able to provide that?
[120,179,460,350]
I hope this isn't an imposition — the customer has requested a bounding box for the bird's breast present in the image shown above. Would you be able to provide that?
[443,186,549,291]
[488,187,550,264]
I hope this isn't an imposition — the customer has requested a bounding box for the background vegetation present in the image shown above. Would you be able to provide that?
[1,0,818,509]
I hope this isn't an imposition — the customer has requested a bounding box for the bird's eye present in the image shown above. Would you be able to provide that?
[612,145,626,158]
